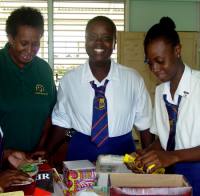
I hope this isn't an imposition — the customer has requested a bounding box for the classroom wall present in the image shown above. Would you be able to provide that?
[128,0,200,32]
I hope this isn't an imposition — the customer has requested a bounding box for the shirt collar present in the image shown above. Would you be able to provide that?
[81,59,119,85]
[163,64,191,103]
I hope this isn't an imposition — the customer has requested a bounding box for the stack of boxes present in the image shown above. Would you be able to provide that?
[62,158,192,196]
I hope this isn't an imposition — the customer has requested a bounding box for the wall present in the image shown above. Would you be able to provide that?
[128,0,200,32]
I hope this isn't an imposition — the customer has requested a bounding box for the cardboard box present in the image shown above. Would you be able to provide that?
[109,173,192,196]
[63,160,96,193]
[96,155,132,173]
[93,173,109,196]
[0,191,24,196]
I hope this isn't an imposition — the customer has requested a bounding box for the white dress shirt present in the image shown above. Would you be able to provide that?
[52,59,152,137]
[151,64,200,150]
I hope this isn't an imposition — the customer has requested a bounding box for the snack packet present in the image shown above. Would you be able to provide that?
[123,153,165,174]
[19,163,38,176]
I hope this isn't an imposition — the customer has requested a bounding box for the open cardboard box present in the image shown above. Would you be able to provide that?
[109,173,192,196]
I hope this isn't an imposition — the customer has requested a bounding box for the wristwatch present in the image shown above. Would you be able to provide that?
[65,129,76,140]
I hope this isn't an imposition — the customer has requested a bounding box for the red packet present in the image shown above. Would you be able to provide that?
[38,163,52,171]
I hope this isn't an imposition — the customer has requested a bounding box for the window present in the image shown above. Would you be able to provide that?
[0,0,124,82]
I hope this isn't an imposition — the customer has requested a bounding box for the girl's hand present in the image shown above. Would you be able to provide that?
[0,170,33,190]
[136,150,178,173]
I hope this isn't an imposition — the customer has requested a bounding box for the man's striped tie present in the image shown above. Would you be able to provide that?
[90,79,109,147]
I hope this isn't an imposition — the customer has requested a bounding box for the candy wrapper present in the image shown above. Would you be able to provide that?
[123,153,165,174]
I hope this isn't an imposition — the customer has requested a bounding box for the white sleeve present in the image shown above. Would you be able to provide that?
[52,83,71,128]
[150,107,158,135]
[134,78,152,131]
[150,88,159,135]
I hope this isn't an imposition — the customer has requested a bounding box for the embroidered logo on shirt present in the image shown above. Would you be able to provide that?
[35,84,48,96]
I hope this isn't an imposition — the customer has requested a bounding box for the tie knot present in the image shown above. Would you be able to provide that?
[163,94,182,121]
[163,94,182,108]
[90,79,109,95]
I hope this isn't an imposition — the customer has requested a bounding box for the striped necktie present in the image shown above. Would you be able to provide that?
[163,94,182,151]
[90,79,109,147]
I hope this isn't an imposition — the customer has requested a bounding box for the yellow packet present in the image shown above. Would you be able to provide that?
[123,154,165,174]
[146,163,165,174]
[123,154,144,173]
[123,154,136,163]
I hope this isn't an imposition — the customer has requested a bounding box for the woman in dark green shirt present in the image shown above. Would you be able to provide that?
[0,7,56,153]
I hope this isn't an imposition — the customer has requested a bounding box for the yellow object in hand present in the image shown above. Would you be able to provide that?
[123,154,136,163]
[123,154,144,173]
[123,154,165,174]
[152,167,165,174]
[146,164,165,174]
[147,164,156,171]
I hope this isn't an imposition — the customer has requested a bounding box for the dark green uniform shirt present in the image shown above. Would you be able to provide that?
[0,43,56,152]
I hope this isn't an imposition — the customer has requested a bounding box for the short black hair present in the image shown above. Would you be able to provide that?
[144,17,180,52]
[6,6,44,37]
[86,16,116,40]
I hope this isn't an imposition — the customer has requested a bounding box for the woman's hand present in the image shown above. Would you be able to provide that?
[5,150,47,169]
[5,150,33,168]
[0,170,33,190]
